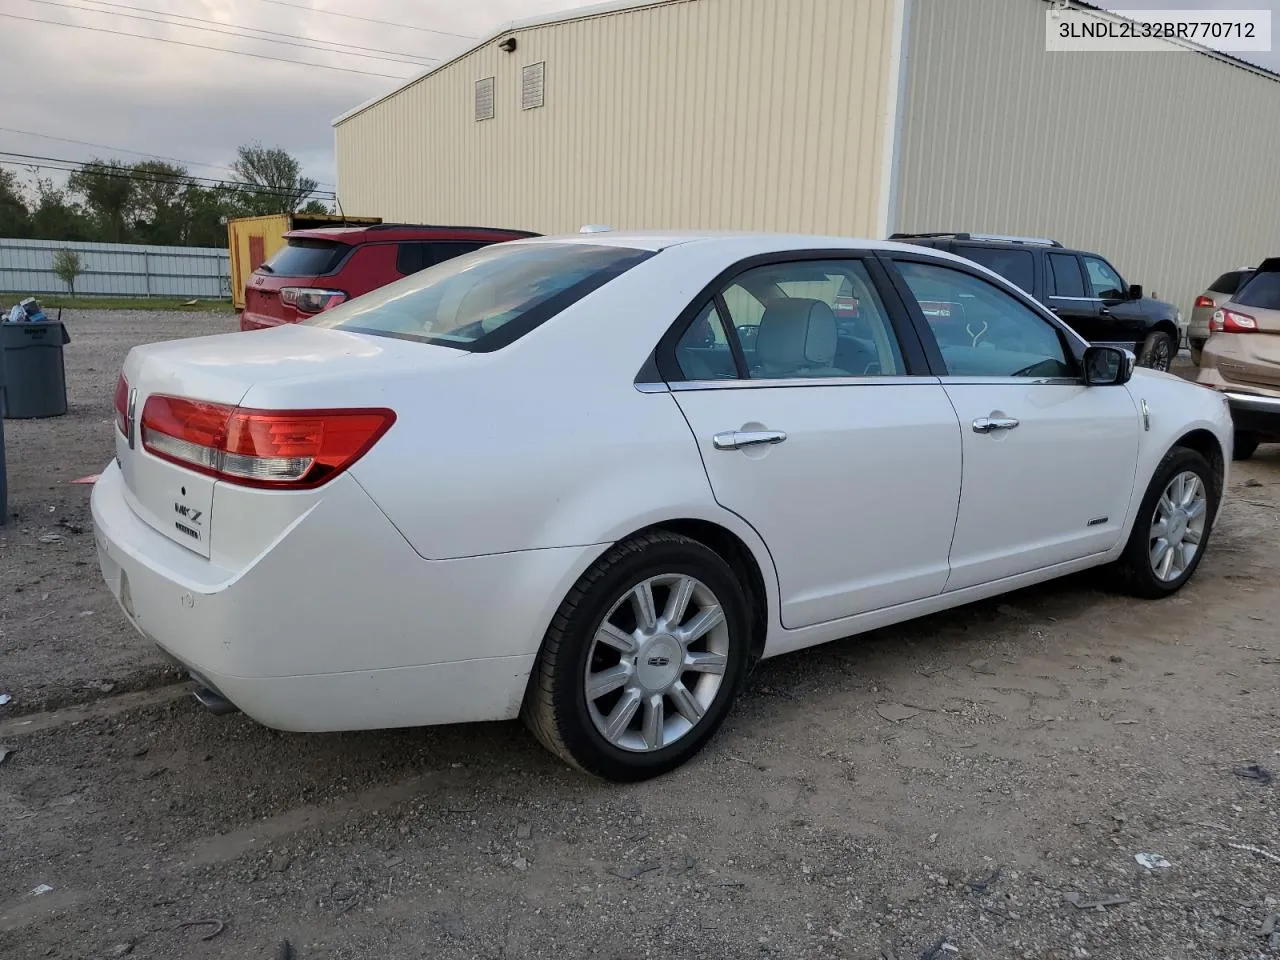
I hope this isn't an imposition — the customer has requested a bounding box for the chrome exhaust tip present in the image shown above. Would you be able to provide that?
[189,675,239,716]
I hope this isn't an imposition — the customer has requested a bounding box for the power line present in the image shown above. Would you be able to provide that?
[0,12,413,78]
[0,126,337,188]
[249,0,478,41]
[0,153,338,202]
[74,0,438,62]
[23,0,436,67]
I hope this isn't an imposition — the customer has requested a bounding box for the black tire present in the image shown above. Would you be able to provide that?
[1137,330,1176,371]
[521,530,752,782]
[1112,447,1218,599]
[1233,433,1260,461]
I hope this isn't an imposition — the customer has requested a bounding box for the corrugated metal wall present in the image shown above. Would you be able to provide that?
[894,0,1280,316]
[0,238,230,299]
[335,0,897,237]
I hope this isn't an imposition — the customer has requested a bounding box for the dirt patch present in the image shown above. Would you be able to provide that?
[1,316,1277,959]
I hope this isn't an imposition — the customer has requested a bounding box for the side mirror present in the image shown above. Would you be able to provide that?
[1128,283,1143,300]
[1083,346,1135,386]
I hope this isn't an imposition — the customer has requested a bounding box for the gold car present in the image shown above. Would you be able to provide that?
[1195,257,1280,460]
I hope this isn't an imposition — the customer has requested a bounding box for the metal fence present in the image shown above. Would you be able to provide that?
[0,238,231,299]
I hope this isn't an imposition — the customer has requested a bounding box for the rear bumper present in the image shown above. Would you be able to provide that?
[90,462,599,731]
[1224,391,1280,440]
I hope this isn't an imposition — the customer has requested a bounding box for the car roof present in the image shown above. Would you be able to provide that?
[285,223,540,244]
[504,229,982,259]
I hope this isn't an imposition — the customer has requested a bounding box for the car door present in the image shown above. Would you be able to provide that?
[665,255,963,629]
[1044,252,1105,342]
[1082,254,1145,348]
[882,255,1141,592]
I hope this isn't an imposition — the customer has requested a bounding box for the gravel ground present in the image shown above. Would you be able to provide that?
[1,311,1277,960]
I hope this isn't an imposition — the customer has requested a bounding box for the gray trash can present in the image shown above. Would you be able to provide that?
[1,321,70,419]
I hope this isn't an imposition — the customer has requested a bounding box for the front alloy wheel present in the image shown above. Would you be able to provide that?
[523,531,751,781]
[1148,470,1207,582]
[1112,446,1218,598]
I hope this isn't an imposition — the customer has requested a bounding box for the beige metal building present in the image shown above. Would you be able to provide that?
[334,0,1280,314]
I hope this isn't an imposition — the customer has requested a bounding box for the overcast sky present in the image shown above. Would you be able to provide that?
[2,0,1276,200]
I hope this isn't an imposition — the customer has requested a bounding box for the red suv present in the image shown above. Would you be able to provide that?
[240,223,539,331]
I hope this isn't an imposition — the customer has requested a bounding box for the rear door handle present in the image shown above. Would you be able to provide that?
[713,429,787,450]
[972,417,1020,434]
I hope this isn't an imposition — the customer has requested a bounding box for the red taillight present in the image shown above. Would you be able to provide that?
[280,287,347,315]
[140,396,395,489]
[1194,295,1215,310]
[1211,308,1257,333]
[114,374,129,435]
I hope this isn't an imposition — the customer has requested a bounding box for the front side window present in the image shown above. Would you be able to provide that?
[708,260,905,380]
[1083,257,1126,300]
[896,260,1073,378]
[306,242,651,351]
[956,246,1035,294]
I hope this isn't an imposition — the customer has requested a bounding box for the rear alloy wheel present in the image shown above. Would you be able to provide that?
[1233,432,1260,461]
[1138,330,1175,371]
[522,531,751,781]
[1113,447,1218,598]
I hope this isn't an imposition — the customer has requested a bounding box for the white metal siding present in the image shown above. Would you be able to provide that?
[895,0,1280,317]
[0,238,230,299]
[335,0,897,238]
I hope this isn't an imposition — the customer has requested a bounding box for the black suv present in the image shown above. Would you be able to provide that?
[888,233,1183,371]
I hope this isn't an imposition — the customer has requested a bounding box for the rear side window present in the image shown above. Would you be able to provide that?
[305,242,653,351]
[1208,269,1252,295]
[1047,254,1086,298]
[257,239,346,277]
[396,240,493,275]
[1234,270,1280,310]
[955,246,1034,293]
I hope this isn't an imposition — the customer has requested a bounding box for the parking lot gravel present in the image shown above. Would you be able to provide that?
[1,311,1277,960]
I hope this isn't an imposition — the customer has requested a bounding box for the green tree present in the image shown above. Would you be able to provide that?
[231,141,318,215]
[298,198,332,215]
[183,184,248,247]
[130,160,191,245]
[51,249,83,295]
[67,158,135,242]
[0,169,31,237]
[29,179,93,241]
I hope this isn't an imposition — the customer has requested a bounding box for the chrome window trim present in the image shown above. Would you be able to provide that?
[668,375,936,391]
[1048,296,1103,303]
[634,381,670,393]
[938,376,1085,387]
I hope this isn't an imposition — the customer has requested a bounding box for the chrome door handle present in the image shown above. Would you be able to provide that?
[972,416,1020,434]
[713,429,787,450]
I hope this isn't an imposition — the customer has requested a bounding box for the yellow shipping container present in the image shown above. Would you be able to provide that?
[226,213,381,310]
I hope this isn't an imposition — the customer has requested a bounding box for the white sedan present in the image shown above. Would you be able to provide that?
[92,231,1232,781]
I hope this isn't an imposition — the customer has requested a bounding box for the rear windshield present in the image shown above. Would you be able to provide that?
[305,242,653,351]
[955,246,1035,293]
[1208,269,1252,294]
[257,239,346,277]
[1234,270,1280,310]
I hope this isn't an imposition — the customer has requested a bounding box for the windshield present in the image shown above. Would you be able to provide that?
[305,241,653,351]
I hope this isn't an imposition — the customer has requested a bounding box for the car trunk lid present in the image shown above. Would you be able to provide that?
[116,325,466,558]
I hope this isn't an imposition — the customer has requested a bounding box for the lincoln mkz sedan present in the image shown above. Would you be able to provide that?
[93,231,1232,780]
